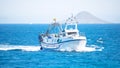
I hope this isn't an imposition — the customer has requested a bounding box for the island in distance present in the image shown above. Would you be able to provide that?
[62,11,111,24]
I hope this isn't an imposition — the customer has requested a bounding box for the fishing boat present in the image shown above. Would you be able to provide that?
[39,16,87,51]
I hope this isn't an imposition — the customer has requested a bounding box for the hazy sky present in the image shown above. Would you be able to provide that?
[0,0,120,24]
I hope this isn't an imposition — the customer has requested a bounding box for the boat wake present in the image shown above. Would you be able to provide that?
[0,44,104,52]
[58,44,104,52]
[76,45,104,52]
[57,39,104,52]
[0,45,40,51]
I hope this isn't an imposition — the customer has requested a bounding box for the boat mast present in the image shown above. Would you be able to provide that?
[45,18,63,35]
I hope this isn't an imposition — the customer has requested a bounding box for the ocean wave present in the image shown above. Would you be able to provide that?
[0,45,40,51]
[97,37,104,44]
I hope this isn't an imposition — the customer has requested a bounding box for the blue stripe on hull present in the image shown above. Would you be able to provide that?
[41,39,81,45]
[41,39,84,49]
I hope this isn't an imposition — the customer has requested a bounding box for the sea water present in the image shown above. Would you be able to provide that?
[0,24,120,68]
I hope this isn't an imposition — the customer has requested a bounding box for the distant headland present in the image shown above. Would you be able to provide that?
[74,11,110,24]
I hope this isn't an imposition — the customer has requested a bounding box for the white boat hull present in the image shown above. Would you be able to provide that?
[41,39,86,51]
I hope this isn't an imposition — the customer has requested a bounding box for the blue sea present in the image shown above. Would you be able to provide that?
[0,24,120,68]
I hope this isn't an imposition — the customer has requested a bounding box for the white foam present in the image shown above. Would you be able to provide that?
[58,44,104,52]
[0,44,104,52]
[59,47,73,52]
[0,45,40,51]
[76,46,104,52]
[76,47,96,52]
[97,37,104,44]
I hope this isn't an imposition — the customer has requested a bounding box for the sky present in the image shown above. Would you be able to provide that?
[0,0,120,24]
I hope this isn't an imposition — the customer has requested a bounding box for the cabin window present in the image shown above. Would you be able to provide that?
[67,32,77,35]
[67,25,75,30]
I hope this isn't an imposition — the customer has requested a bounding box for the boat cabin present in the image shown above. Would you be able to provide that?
[63,17,79,37]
